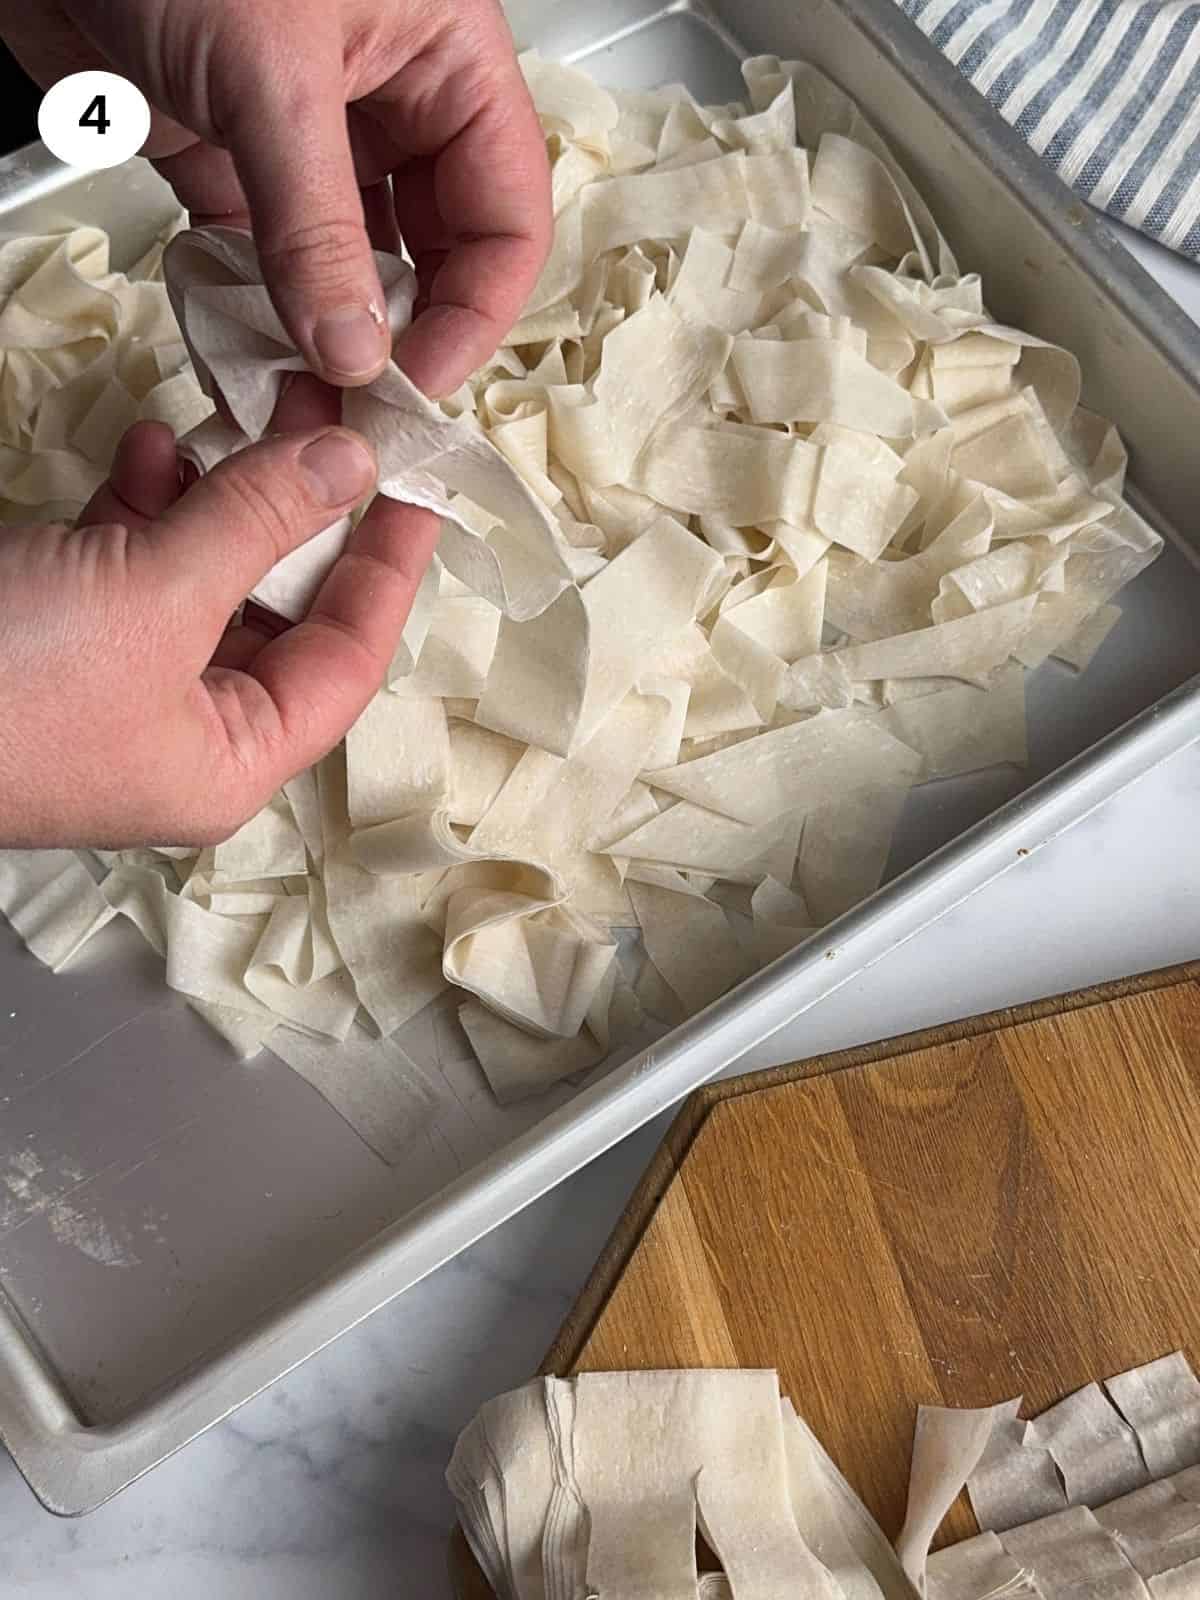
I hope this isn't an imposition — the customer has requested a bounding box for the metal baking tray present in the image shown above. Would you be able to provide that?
[2,0,1199,1516]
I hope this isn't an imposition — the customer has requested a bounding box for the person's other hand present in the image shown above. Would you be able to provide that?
[0,416,440,848]
[4,0,552,397]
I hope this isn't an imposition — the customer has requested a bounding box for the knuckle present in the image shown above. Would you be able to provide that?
[76,518,130,562]
[259,216,371,289]
[399,33,495,141]
[447,2,511,63]
[214,461,299,568]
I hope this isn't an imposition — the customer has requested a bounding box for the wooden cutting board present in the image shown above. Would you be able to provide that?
[450,961,1200,1598]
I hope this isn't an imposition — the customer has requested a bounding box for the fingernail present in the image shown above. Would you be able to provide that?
[299,429,375,506]
[311,304,387,379]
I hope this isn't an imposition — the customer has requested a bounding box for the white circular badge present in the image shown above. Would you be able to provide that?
[37,71,152,171]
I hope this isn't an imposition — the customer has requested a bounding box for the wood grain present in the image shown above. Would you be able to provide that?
[450,961,1200,1599]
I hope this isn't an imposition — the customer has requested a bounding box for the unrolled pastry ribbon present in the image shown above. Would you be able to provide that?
[164,227,572,621]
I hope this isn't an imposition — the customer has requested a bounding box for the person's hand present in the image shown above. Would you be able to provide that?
[5,0,552,398]
[0,414,441,849]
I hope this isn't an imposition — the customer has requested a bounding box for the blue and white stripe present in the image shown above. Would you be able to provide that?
[896,0,1200,257]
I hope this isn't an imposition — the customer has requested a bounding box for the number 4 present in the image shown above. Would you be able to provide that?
[79,94,111,135]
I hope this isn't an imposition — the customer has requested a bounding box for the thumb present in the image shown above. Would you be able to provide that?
[219,50,391,387]
[146,426,377,629]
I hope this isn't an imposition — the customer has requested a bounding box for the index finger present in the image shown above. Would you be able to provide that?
[392,76,552,398]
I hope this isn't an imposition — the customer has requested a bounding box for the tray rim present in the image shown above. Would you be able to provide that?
[2,0,1200,1517]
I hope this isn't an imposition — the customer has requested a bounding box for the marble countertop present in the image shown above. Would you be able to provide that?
[2,227,1198,1599]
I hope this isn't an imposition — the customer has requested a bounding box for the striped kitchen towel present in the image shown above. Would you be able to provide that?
[898,0,1200,258]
